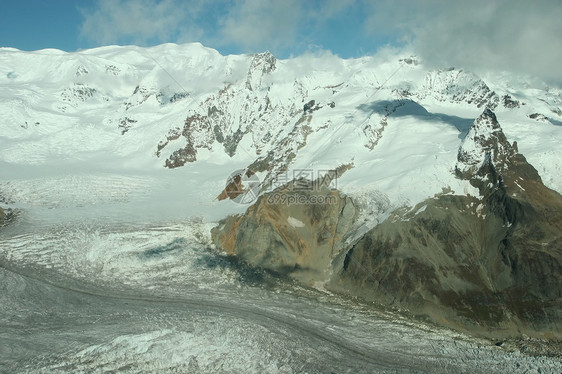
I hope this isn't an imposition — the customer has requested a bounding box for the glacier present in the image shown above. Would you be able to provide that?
[1,43,561,372]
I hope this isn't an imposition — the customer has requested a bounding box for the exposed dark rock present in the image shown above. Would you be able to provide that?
[105,64,120,75]
[399,57,419,65]
[118,117,137,135]
[208,105,222,117]
[125,85,156,110]
[217,169,257,202]
[303,100,321,114]
[212,184,357,284]
[164,145,196,168]
[60,83,96,107]
[212,108,562,340]
[246,51,276,91]
[361,100,404,150]
[529,113,549,121]
[303,100,315,113]
[76,65,88,76]
[244,115,316,189]
[502,94,520,109]
[456,108,515,183]
[332,183,561,337]
[224,128,245,157]
[0,207,15,228]
[169,91,189,103]
[156,127,182,157]
[334,109,562,338]
[162,113,215,168]
[213,124,224,143]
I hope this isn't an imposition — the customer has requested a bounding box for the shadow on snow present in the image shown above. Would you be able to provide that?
[357,99,474,139]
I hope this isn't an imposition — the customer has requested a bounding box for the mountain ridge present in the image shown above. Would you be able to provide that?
[2,42,562,344]
[2,44,560,197]
[212,108,562,339]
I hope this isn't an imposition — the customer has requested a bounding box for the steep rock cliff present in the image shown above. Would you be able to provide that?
[212,183,357,284]
[334,110,562,337]
[212,109,562,339]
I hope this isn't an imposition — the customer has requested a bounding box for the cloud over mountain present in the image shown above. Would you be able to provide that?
[79,0,562,83]
[364,0,562,83]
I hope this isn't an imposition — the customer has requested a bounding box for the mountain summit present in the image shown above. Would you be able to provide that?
[1,43,561,342]
[456,108,516,179]
[213,108,562,339]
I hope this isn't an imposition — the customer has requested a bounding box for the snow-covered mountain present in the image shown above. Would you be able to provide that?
[1,43,561,210]
[2,43,562,370]
[2,43,562,315]
[213,107,562,337]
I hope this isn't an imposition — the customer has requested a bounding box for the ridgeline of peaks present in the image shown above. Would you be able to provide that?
[2,43,560,195]
[2,43,562,341]
[213,108,562,339]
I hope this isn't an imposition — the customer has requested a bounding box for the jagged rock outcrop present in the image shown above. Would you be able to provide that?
[418,69,499,109]
[212,109,562,339]
[456,108,515,181]
[0,206,12,227]
[333,109,562,337]
[246,51,276,91]
[212,182,357,284]
[217,169,260,203]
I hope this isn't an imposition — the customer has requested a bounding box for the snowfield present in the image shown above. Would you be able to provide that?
[1,43,561,372]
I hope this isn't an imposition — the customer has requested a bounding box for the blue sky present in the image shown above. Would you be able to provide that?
[1,0,85,52]
[1,0,561,83]
[0,0,393,57]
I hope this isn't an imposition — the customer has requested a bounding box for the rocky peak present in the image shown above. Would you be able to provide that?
[75,65,89,76]
[246,51,276,91]
[456,109,515,183]
[418,69,499,109]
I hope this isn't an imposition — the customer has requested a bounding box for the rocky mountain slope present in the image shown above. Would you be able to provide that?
[212,109,562,339]
[1,43,561,341]
[1,44,561,194]
[334,109,561,337]
[212,182,357,284]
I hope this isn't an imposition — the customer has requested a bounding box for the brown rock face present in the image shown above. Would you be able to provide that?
[212,109,562,339]
[217,169,257,201]
[333,187,561,337]
[212,185,356,284]
[0,207,11,228]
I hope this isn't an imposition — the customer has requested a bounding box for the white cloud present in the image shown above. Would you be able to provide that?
[79,0,351,56]
[78,0,561,83]
[79,0,309,53]
[215,0,303,53]
[313,0,357,20]
[363,0,562,83]
[79,0,199,46]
